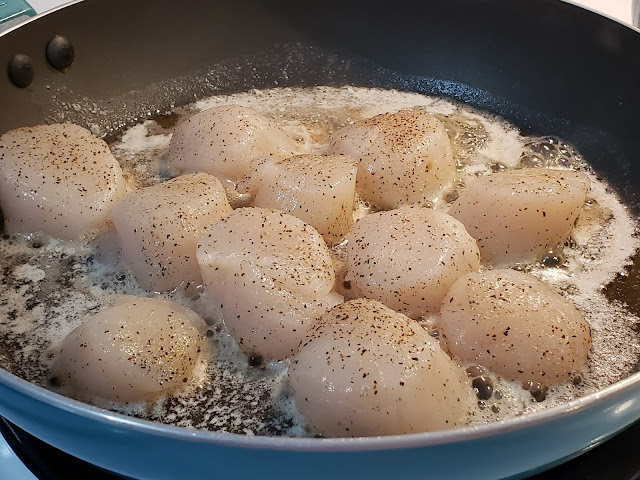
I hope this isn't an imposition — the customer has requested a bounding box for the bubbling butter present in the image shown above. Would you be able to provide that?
[0,86,637,436]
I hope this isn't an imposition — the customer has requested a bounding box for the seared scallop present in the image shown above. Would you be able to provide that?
[166,105,298,185]
[449,168,590,265]
[239,154,357,246]
[329,109,455,209]
[345,206,480,318]
[111,173,232,292]
[439,269,591,384]
[0,124,126,239]
[289,299,473,437]
[52,297,207,403]
[197,207,342,360]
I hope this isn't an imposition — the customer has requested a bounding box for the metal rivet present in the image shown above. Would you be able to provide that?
[7,54,34,88]
[46,35,74,70]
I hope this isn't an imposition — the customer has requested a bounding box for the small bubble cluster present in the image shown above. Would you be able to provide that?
[524,381,550,403]
[466,365,494,401]
[519,137,582,169]
[437,113,489,167]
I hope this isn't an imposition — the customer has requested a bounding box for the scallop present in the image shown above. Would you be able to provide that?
[0,124,126,240]
[328,108,455,209]
[289,299,473,437]
[239,154,357,246]
[439,269,591,384]
[345,206,480,318]
[197,207,342,360]
[111,173,232,292]
[52,297,207,403]
[449,168,590,265]
[166,105,298,185]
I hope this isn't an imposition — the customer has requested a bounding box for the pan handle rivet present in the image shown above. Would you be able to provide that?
[7,54,34,88]
[46,35,74,71]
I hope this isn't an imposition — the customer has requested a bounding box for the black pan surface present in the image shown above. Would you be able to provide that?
[1,0,639,206]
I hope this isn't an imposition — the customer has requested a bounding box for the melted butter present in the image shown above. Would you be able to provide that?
[0,86,638,435]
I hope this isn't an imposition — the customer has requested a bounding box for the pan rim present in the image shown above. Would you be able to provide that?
[1,366,639,452]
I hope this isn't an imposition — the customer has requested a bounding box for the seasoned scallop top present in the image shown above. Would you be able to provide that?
[0,123,126,239]
[346,206,480,318]
[329,109,455,209]
[289,299,473,437]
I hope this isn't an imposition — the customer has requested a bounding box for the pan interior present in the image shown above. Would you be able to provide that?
[0,75,639,437]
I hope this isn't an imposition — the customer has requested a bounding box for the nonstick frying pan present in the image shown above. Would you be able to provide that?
[1,1,640,478]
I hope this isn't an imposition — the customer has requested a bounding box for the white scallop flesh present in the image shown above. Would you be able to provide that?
[289,299,473,437]
[345,206,480,318]
[112,173,232,292]
[449,168,591,266]
[328,109,455,209]
[239,154,357,246]
[0,124,126,240]
[197,207,342,360]
[53,297,207,403]
[166,105,298,184]
[439,269,592,384]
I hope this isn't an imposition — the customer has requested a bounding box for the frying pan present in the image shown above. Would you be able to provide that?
[1,0,640,478]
